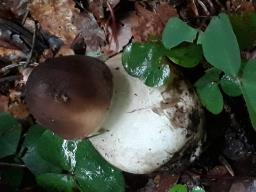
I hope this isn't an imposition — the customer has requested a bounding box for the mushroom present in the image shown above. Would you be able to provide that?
[25,55,113,139]
[25,54,204,174]
[89,54,204,174]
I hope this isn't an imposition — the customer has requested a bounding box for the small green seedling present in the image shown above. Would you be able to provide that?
[169,184,205,192]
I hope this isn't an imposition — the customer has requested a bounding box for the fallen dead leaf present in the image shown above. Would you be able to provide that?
[8,102,29,119]
[0,47,26,62]
[226,0,255,12]
[29,0,78,46]
[131,2,177,42]
[29,0,106,52]
[103,12,133,56]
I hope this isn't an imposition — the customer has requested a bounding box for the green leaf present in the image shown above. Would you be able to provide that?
[167,44,203,68]
[122,42,171,87]
[23,129,125,192]
[230,12,256,50]
[169,184,188,192]
[22,124,61,175]
[162,17,198,49]
[192,186,205,192]
[0,167,23,189]
[24,124,45,148]
[220,74,242,97]
[195,68,223,114]
[22,146,61,175]
[241,59,256,129]
[201,13,241,76]
[0,113,22,159]
[74,141,125,192]
[37,173,77,192]
[195,68,221,87]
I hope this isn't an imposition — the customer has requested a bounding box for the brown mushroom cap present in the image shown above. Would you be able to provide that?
[25,55,113,139]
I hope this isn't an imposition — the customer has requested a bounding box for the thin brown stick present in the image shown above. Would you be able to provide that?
[0,162,26,168]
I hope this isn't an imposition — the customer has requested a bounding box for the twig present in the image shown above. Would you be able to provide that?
[0,75,21,83]
[106,1,119,51]
[197,0,210,16]
[24,21,37,68]
[219,155,235,177]
[0,62,27,73]
[0,162,26,168]
[21,9,29,25]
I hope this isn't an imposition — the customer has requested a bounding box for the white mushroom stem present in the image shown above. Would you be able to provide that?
[90,54,204,174]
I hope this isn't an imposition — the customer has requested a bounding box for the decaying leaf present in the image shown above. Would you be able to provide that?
[0,47,26,62]
[73,12,106,52]
[103,12,133,56]
[0,0,28,19]
[29,0,106,52]
[226,0,255,12]
[8,102,29,119]
[29,0,78,46]
[131,2,177,42]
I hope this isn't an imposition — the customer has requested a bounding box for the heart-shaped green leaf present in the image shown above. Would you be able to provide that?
[241,59,256,129]
[23,126,125,192]
[195,68,223,114]
[162,17,198,49]
[37,173,77,192]
[200,13,241,76]
[220,74,242,97]
[167,44,203,68]
[0,113,22,159]
[122,42,171,87]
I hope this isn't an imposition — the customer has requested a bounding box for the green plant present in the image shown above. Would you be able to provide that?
[122,13,256,130]
[169,184,205,192]
[0,113,125,192]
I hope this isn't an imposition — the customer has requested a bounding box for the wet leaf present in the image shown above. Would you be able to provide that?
[201,13,241,76]
[0,113,21,159]
[167,44,202,68]
[169,184,188,192]
[122,42,171,87]
[230,12,256,50]
[195,68,223,114]
[220,74,242,97]
[23,128,125,192]
[162,17,198,49]
[131,3,177,42]
[241,59,256,129]
[37,173,77,192]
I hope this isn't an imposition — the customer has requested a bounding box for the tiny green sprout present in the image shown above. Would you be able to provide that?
[169,184,188,192]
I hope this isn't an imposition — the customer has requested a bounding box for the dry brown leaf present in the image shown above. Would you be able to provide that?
[0,47,26,62]
[73,12,106,52]
[8,102,29,119]
[0,94,8,112]
[29,0,106,52]
[29,0,78,46]
[103,12,133,56]
[131,2,177,42]
[226,0,255,12]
